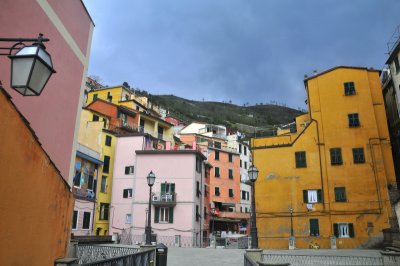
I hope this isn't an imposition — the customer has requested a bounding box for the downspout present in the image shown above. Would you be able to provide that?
[368,138,383,213]
[199,158,203,247]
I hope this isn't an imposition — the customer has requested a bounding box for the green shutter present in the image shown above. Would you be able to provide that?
[317,189,323,203]
[171,183,175,192]
[161,183,166,194]
[333,223,339,237]
[349,223,354,238]
[154,207,159,223]
[169,207,174,223]
[303,190,308,203]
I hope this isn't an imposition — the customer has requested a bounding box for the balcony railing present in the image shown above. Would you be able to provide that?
[152,192,177,206]
[217,211,250,220]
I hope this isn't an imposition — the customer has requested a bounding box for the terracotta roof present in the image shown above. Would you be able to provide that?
[304,66,380,83]
[136,149,207,161]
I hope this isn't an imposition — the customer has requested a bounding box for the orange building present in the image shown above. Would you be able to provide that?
[0,88,74,265]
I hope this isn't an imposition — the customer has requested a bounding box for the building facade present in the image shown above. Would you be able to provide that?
[252,66,396,249]
[0,0,94,183]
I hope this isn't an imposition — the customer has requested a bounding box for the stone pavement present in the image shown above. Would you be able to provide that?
[167,247,384,266]
[167,247,245,266]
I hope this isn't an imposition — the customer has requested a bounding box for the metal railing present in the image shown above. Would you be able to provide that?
[76,244,140,264]
[244,253,258,266]
[262,254,383,266]
[152,192,177,206]
[77,249,156,266]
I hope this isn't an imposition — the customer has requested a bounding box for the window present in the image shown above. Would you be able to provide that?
[330,148,343,165]
[334,187,346,202]
[348,113,360,127]
[161,183,175,195]
[352,148,365,164]
[123,189,132,198]
[93,94,98,101]
[215,167,220,177]
[395,56,400,74]
[239,144,242,153]
[125,214,132,224]
[344,82,356,96]
[99,203,110,220]
[155,207,173,223]
[196,181,200,197]
[204,185,208,197]
[93,114,99,121]
[107,91,112,102]
[196,205,200,221]
[105,135,112,146]
[214,142,221,149]
[125,166,134,174]
[334,223,354,238]
[229,169,233,179]
[196,157,202,173]
[244,146,247,155]
[82,212,91,229]
[215,187,220,196]
[303,189,323,203]
[242,190,246,200]
[103,155,110,173]
[100,175,107,193]
[240,160,242,168]
[73,169,82,187]
[310,219,319,236]
[295,151,307,168]
[229,189,234,197]
[72,210,78,230]
[229,154,233,162]
[244,161,248,169]
[215,151,220,160]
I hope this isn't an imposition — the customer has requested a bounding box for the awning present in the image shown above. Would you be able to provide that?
[76,151,103,165]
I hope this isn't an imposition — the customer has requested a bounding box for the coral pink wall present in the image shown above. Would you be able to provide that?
[0,0,93,181]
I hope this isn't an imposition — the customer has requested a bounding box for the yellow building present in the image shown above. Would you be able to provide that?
[87,86,175,146]
[77,109,116,235]
[252,66,396,249]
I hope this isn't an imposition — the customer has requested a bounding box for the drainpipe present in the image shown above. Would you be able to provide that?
[368,138,384,213]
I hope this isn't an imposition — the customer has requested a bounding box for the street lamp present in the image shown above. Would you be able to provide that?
[145,171,156,245]
[0,33,56,96]
[248,165,259,249]
[289,207,294,236]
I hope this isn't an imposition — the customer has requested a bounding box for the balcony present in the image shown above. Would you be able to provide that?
[217,211,250,220]
[152,192,177,206]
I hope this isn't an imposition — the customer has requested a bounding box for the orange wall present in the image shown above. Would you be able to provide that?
[0,89,74,266]
[209,150,241,206]
[88,100,139,128]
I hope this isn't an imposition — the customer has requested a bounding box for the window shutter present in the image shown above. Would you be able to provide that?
[154,207,159,223]
[161,183,166,194]
[125,167,129,174]
[333,223,339,237]
[171,183,175,193]
[169,207,174,223]
[123,189,128,198]
[349,223,354,238]
[303,190,308,203]
[317,189,323,203]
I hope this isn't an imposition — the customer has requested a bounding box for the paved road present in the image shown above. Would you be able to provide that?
[167,247,245,266]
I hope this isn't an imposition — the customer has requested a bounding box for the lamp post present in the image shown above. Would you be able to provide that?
[289,207,294,236]
[0,33,56,96]
[248,165,259,249]
[145,171,156,245]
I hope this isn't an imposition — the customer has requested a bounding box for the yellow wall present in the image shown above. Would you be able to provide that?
[252,67,396,249]
[93,131,116,235]
[87,87,127,105]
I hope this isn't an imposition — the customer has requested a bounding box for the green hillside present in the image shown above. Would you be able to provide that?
[152,94,305,137]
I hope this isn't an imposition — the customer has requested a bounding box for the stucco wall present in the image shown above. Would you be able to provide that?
[0,89,74,265]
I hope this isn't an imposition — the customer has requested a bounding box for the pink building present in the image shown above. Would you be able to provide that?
[110,144,207,247]
[0,0,94,183]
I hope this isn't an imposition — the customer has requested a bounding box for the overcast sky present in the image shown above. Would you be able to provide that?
[83,0,400,109]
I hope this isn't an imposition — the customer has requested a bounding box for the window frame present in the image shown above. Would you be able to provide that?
[100,175,107,193]
[103,155,110,173]
[99,203,110,221]
[123,188,133,199]
[215,150,220,161]
[125,214,132,224]
[159,207,170,223]
[215,167,220,177]
[229,188,234,198]
[344,82,356,96]
[309,219,320,236]
[228,153,233,162]
[334,187,347,202]
[215,187,220,196]
[348,113,360,128]
[295,151,307,168]
[228,168,233,179]
[72,210,78,230]
[82,211,91,230]
[330,148,343,165]
[125,166,134,175]
[352,148,365,164]
[105,135,112,147]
